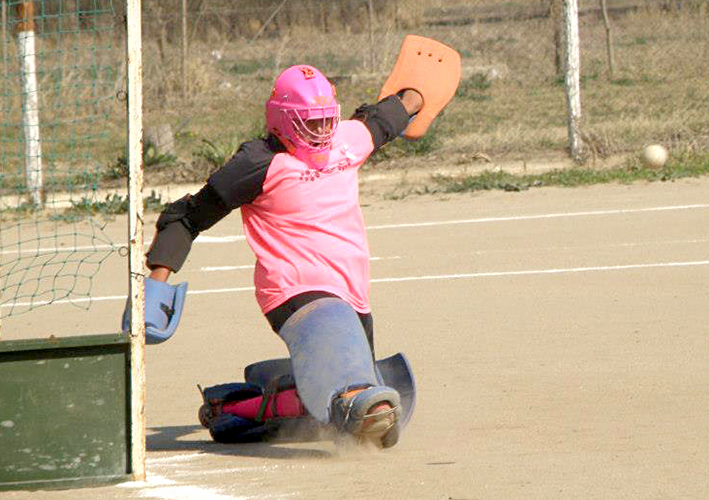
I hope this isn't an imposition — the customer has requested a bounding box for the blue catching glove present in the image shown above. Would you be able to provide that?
[121,277,188,344]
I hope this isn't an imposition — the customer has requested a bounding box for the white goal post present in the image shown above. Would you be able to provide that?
[126,0,146,482]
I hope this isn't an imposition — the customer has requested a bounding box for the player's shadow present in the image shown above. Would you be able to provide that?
[146,424,333,460]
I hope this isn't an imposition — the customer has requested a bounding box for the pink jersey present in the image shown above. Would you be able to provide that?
[240,120,375,314]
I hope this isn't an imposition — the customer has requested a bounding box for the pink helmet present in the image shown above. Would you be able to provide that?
[266,65,340,166]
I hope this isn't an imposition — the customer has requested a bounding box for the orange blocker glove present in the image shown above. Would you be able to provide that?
[378,35,462,140]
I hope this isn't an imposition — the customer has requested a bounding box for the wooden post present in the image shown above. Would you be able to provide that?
[181,0,187,99]
[550,0,563,77]
[17,1,43,205]
[2,0,7,78]
[250,0,287,43]
[563,0,583,160]
[367,0,375,73]
[599,0,615,80]
[126,0,146,483]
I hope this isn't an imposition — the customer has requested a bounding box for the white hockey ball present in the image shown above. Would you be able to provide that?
[641,144,668,168]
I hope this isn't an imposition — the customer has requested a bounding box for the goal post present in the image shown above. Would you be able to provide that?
[126,0,146,483]
[0,0,147,489]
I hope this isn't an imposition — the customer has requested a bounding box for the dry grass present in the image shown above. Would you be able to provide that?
[146,2,708,176]
[1,1,708,192]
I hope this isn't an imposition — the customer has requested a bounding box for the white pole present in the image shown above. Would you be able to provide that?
[126,0,146,482]
[563,0,583,160]
[17,2,43,205]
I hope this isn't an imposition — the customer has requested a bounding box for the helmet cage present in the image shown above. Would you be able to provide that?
[285,104,340,152]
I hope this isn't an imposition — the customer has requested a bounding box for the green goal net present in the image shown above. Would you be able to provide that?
[1,0,121,317]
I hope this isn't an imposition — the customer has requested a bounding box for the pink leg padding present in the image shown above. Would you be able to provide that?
[222,389,305,419]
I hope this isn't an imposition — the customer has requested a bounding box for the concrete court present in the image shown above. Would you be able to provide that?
[2,177,709,500]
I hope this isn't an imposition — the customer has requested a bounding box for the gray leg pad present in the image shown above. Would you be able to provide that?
[278,298,379,423]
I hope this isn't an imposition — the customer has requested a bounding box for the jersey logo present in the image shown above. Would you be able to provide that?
[300,169,322,182]
[298,145,356,182]
[299,163,350,182]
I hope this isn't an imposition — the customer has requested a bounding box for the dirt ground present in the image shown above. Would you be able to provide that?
[2,176,709,500]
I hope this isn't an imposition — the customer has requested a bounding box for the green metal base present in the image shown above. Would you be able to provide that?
[0,334,133,491]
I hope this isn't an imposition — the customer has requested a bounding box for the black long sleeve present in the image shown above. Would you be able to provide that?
[145,136,284,272]
[351,95,410,151]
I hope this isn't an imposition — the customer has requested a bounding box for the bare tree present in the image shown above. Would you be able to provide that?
[550,0,564,77]
[599,0,616,80]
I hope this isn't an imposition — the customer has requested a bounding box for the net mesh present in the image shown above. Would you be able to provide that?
[1,0,120,317]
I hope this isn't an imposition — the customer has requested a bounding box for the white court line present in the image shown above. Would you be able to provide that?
[0,243,120,256]
[145,453,204,464]
[4,259,709,309]
[198,255,402,272]
[0,234,246,257]
[371,260,709,282]
[200,239,709,271]
[117,475,176,488]
[366,203,709,230]
[198,264,253,272]
[195,235,245,243]
[136,485,249,500]
[460,237,709,257]
[4,203,709,256]
[118,453,276,500]
[0,237,240,257]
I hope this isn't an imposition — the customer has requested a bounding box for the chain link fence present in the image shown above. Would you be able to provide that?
[135,0,708,174]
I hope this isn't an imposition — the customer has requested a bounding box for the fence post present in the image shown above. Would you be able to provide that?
[251,0,287,43]
[181,0,187,98]
[2,0,7,77]
[599,0,615,80]
[550,0,563,77]
[126,0,146,483]
[563,0,583,160]
[17,1,43,205]
[367,0,375,72]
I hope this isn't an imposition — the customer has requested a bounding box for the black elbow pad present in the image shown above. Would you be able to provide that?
[147,185,231,272]
[156,185,230,238]
[352,95,410,150]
